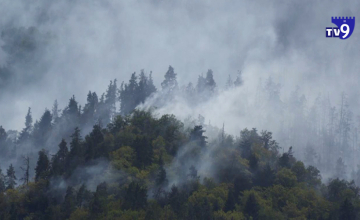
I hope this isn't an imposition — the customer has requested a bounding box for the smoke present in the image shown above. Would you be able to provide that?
[49,158,127,192]
[1,0,360,185]
[1,0,359,131]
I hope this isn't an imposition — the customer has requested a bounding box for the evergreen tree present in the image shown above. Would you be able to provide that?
[304,143,317,166]
[188,165,200,180]
[233,70,243,87]
[0,126,9,158]
[64,95,79,116]
[76,184,87,208]
[138,70,148,104]
[6,164,16,189]
[234,174,252,203]
[62,95,80,132]
[224,187,236,212]
[146,72,157,97]
[68,127,83,173]
[339,198,356,220]
[61,186,76,219]
[244,193,260,220]
[35,149,50,182]
[156,164,168,187]
[254,164,275,187]
[51,139,69,176]
[100,79,117,125]
[119,73,139,115]
[82,91,98,125]
[0,167,6,192]
[69,127,82,158]
[184,82,196,104]
[84,124,105,161]
[161,66,178,92]
[190,125,207,148]
[205,69,216,92]
[91,182,108,216]
[196,74,206,94]
[168,185,185,217]
[18,107,33,144]
[249,153,259,171]
[51,99,60,124]
[33,109,52,147]
[134,136,153,169]
[335,157,346,179]
[260,130,273,150]
[123,181,147,210]
[20,156,30,185]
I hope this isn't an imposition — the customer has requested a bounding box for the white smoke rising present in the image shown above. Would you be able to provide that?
[1,0,360,184]
[1,0,359,131]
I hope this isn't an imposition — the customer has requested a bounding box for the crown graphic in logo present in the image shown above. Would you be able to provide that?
[331,17,355,39]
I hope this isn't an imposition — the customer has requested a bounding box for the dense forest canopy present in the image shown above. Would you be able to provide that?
[0,65,360,219]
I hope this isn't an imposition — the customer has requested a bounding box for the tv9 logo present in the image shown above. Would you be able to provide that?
[326,17,355,39]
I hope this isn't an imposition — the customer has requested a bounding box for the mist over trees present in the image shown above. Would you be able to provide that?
[1,62,360,219]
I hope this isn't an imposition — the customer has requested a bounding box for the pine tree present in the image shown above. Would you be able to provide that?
[146,72,157,97]
[101,79,117,125]
[138,70,148,104]
[6,164,16,189]
[134,136,153,169]
[335,157,346,179]
[69,127,82,157]
[76,184,86,207]
[61,186,76,219]
[119,73,139,115]
[90,182,108,216]
[0,126,9,158]
[0,167,6,192]
[339,198,356,220]
[18,107,33,144]
[123,181,147,210]
[35,149,50,182]
[84,124,105,161]
[196,74,206,94]
[65,95,79,116]
[244,193,260,220]
[51,100,60,124]
[190,125,207,148]
[205,69,216,92]
[51,139,69,176]
[82,91,98,124]
[188,165,199,179]
[156,164,168,187]
[249,153,259,171]
[68,127,83,173]
[224,187,235,212]
[20,156,30,185]
[161,66,178,92]
[33,109,52,147]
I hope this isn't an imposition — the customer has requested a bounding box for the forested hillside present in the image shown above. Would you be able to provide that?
[0,66,360,220]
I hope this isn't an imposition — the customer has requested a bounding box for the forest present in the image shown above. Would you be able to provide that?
[0,63,360,219]
[1,1,360,219]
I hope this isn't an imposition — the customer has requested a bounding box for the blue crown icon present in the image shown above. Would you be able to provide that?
[331,16,355,39]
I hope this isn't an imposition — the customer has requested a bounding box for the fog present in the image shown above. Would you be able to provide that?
[1,0,360,183]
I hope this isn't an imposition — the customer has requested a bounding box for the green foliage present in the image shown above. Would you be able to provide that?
[0,109,359,219]
[275,168,297,188]
[6,164,16,190]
